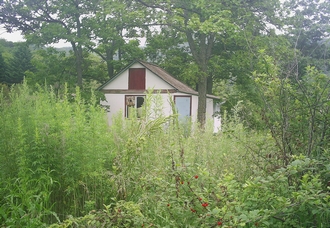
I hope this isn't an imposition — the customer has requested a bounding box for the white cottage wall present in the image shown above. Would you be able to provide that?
[130,62,145,69]
[213,102,221,133]
[102,73,128,90]
[101,94,125,125]
[102,92,220,132]
[161,94,174,116]
[144,92,173,119]
[146,71,174,90]
[206,98,214,119]
[99,61,220,131]
[191,95,199,122]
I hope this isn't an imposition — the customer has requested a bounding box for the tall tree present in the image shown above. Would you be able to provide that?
[136,0,282,127]
[26,47,77,87]
[10,43,34,84]
[144,28,198,89]
[84,0,147,79]
[136,0,236,127]
[26,47,109,92]
[0,42,34,84]
[283,0,330,75]
[0,0,100,87]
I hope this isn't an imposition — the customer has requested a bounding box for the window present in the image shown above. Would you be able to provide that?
[129,68,145,90]
[125,95,145,118]
[174,96,191,121]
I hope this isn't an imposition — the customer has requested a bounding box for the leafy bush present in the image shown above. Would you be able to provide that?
[50,156,330,227]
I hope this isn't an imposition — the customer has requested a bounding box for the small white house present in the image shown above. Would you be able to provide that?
[98,60,221,132]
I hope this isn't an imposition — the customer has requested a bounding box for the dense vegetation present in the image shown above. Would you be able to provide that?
[1,0,330,227]
[1,0,329,125]
[0,82,329,227]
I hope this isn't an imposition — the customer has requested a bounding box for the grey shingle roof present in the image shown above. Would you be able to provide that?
[138,60,198,95]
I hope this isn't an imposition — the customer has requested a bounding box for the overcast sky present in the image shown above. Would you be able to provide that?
[0,26,70,47]
[0,28,24,42]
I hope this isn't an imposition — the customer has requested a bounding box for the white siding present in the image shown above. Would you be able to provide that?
[101,94,125,125]
[191,95,198,122]
[102,72,128,90]
[146,70,174,90]
[130,62,144,68]
[213,101,221,133]
[206,98,214,119]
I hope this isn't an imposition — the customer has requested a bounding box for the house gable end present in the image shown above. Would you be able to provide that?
[98,60,219,100]
[99,61,176,91]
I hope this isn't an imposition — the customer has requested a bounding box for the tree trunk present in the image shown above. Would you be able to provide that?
[71,42,83,87]
[106,48,114,79]
[183,10,214,129]
[72,14,83,87]
[197,71,208,128]
[207,76,213,94]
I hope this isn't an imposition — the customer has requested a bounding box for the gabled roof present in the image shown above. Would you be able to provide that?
[138,60,198,95]
[98,60,219,99]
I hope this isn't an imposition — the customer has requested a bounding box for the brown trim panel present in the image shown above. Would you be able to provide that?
[129,68,146,90]
[102,89,177,94]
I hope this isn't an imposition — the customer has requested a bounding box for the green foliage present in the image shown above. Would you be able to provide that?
[0,42,34,85]
[26,47,109,88]
[0,82,116,226]
[9,43,35,84]
[0,51,8,83]
[144,29,200,89]
[26,47,77,87]
[1,1,330,226]
[1,82,329,227]
[252,51,330,162]
[283,0,330,75]
[83,0,148,79]
[48,117,330,227]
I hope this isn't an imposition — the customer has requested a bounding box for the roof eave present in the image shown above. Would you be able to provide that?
[207,94,221,100]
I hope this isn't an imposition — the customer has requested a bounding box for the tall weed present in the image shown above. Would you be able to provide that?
[0,82,115,226]
[2,83,328,227]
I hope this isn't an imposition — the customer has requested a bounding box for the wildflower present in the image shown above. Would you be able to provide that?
[217,221,222,226]
[198,197,202,201]
[194,175,198,179]
[167,204,170,207]
[190,208,196,213]
[202,202,209,207]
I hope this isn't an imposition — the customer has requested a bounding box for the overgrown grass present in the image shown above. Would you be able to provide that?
[0,82,115,226]
[1,83,329,227]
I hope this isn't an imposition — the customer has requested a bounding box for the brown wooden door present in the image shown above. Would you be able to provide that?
[129,68,145,90]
